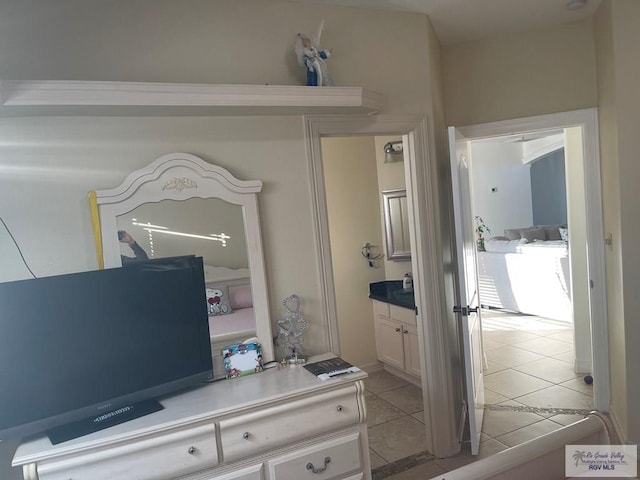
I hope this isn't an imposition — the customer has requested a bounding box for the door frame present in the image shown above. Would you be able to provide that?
[304,114,461,457]
[455,108,610,412]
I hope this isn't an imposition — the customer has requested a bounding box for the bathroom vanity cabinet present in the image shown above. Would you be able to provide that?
[372,300,421,381]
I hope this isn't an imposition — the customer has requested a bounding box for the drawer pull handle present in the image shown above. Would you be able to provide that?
[306,456,331,474]
[395,327,401,332]
[187,446,197,455]
[336,405,343,412]
[242,432,250,440]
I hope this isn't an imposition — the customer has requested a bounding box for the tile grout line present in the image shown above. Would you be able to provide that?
[484,402,592,416]
[365,375,429,476]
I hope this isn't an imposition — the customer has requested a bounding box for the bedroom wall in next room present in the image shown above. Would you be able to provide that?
[470,141,569,237]
[530,149,567,227]
[469,142,533,237]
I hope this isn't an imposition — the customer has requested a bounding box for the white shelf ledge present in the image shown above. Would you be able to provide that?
[0,80,385,116]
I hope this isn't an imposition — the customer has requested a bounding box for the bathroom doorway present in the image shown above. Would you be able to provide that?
[321,135,410,369]
[321,134,427,472]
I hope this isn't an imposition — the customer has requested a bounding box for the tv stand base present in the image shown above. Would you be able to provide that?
[47,398,163,445]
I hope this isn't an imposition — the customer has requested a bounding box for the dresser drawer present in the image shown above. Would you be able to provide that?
[390,303,416,326]
[36,422,218,480]
[219,386,359,463]
[267,432,362,480]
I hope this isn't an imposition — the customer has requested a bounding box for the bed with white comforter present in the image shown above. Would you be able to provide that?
[477,237,571,322]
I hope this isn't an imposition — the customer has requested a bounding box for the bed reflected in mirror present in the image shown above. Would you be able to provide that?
[116,198,256,344]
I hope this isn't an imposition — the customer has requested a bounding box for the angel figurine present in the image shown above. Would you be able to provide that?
[295,21,334,87]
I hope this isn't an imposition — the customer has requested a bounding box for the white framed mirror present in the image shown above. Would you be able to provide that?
[89,152,273,371]
[382,189,411,260]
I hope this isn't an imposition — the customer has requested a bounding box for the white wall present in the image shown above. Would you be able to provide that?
[0,0,431,114]
[322,136,384,367]
[0,1,437,471]
[612,0,640,444]
[469,142,533,236]
[0,0,436,351]
[594,0,640,443]
[0,116,329,340]
[443,20,597,126]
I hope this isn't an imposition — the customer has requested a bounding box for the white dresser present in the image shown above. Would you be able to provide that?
[12,362,371,480]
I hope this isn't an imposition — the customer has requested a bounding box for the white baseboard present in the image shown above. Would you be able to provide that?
[381,364,421,387]
[574,356,592,374]
[360,361,384,373]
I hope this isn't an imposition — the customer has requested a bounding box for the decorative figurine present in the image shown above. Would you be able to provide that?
[276,294,308,363]
[295,21,334,87]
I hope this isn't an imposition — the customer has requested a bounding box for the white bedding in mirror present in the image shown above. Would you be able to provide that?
[208,307,255,341]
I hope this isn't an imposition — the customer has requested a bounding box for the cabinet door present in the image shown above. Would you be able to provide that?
[374,316,405,370]
[403,324,421,378]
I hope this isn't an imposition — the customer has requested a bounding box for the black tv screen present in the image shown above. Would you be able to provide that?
[0,256,213,442]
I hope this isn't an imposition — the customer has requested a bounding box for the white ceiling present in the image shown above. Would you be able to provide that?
[290,0,601,45]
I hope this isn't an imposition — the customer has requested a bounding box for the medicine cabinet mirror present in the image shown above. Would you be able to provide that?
[382,189,411,261]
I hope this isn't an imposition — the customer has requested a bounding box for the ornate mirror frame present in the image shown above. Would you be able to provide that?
[88,152,273,363]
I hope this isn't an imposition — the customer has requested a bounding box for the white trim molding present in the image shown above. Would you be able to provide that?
[521,133,564,164]
[0,80,385,116]
[303,114,461,458]
[457,108,610,413]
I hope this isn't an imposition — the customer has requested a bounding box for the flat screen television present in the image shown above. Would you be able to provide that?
[0,255,213,444]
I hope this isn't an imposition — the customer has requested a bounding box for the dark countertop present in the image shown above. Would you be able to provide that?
[369,280,415,310]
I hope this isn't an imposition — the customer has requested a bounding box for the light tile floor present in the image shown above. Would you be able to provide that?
[367,309,594,479]
[482,309,594,415]
[364,371,427,470]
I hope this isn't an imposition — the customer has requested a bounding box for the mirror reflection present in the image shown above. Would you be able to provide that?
[116,198,256,343]
[90,152,274,369]
[116,198,248,269]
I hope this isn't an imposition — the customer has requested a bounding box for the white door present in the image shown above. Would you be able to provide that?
[448,126,485,455]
